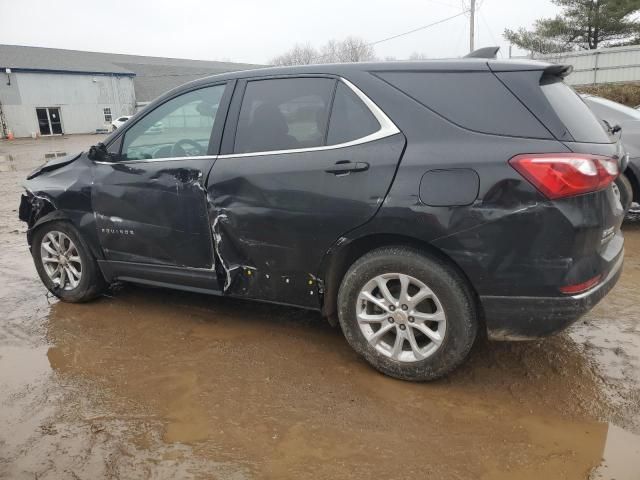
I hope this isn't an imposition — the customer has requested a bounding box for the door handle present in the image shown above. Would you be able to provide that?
[325,161,369,175]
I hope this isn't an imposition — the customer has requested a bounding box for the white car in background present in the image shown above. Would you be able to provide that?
[111,116,131,131]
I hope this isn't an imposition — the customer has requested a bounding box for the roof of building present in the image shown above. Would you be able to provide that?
[0,44,261,102]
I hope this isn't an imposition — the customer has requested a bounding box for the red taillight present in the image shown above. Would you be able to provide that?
[559,275,601,295]
[509,153,619,199]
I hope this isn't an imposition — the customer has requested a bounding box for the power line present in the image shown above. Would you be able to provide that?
[367,10,468,46]
[312,9,470,62]
[369,10,470,47]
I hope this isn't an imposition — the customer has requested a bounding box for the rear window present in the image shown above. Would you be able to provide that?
[540,80,610,143]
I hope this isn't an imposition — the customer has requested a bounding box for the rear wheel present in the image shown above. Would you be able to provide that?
[32,221,105,302]
[337,246,477,381]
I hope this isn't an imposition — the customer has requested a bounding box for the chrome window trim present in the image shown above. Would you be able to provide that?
[95,77,400,165]
[95,155,216,165]
[218,77,400,159]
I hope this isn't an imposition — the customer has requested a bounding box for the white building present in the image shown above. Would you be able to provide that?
[0,45,258,138]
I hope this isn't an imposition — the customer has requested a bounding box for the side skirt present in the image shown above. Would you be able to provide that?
[97,260,323,312]
[98,260,221,294]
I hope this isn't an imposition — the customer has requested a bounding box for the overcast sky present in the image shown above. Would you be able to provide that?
[0,0,560,63]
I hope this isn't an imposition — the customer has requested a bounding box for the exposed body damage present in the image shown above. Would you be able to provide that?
[211,213,232,290]
[20,154,103,259]
[208,207,325,306]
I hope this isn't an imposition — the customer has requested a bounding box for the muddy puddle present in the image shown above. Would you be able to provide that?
[2,136,640,479]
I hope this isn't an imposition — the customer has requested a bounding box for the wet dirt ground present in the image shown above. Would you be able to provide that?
[1,135,640,479]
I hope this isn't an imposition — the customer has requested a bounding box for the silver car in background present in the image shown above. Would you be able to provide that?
[582,94,640,214]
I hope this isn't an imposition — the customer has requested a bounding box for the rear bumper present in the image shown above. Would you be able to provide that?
[482,251,624,340]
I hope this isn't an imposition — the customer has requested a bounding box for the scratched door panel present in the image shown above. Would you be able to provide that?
[91,83,228,269]
[92,160,215,267]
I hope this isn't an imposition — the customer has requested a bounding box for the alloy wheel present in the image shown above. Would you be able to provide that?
[356,273,447,362]
[40,231,82,291]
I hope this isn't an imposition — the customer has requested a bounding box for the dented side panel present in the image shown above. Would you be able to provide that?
[206,134,406,306]
[21,154,103,258]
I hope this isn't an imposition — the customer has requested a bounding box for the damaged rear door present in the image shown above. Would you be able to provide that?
[209,76,405,307]
[92,83,231,273]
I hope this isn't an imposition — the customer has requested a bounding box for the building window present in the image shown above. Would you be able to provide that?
[103,107,112,123]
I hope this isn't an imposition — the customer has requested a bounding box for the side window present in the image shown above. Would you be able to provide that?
[121,84,225,160]
[376,71,551,138]
[327,82,380,145]
[234,78,335,154]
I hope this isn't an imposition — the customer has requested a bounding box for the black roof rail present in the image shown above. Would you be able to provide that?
[464,46,500,59]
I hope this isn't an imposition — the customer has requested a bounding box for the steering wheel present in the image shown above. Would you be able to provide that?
[171,139,205,157]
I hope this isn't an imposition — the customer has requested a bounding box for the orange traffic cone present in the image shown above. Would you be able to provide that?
[6,131,14,140]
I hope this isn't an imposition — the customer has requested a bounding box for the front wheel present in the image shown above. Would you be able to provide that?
[337,246,478,381]
[31,221,106,302]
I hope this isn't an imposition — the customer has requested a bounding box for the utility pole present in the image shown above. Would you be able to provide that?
[469,0,476,53]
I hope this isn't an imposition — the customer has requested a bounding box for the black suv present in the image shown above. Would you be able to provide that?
[19,56,626,380]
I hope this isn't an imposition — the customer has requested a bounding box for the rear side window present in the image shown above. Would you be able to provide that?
[541,81,610,143]
[234,78,335,154]
[375,71,551,138]
[327,82,380,145]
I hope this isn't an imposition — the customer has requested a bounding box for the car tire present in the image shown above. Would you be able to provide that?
[32,221,106,302]
[337,246,478,381]
[616,173,634,214]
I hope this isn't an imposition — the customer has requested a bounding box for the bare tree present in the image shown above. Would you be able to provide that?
[409,52,429,60]
[335,36,377,62]
[318,39,341,63]
[270,37,377,65]
[270,43,318,66]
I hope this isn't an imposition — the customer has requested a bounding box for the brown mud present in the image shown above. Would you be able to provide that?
[1,136,639,479]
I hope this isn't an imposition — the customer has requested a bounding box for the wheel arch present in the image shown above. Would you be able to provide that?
[28,209,104,261]
[319,233,483,327]
[29,209,72,242]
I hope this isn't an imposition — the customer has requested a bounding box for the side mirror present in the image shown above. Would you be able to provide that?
[88,142,111,162]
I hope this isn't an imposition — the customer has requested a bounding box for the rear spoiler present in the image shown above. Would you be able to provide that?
[487,58,574,78]
[544,63,573,78]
